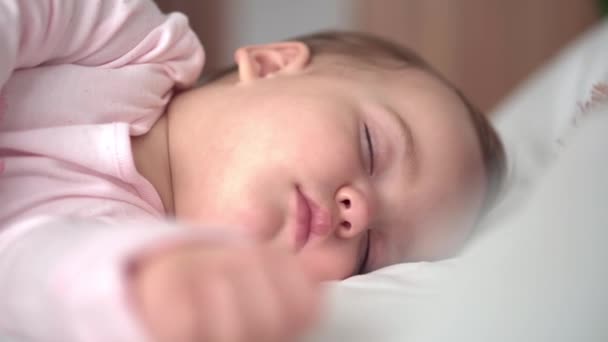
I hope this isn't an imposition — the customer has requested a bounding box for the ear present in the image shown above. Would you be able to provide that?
[234,41,311,83]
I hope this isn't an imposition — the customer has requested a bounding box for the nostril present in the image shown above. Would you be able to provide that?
[341,199,351,209]
[341,221,352,229]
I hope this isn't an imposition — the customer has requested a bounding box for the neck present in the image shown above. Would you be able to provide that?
[131,114,175,214]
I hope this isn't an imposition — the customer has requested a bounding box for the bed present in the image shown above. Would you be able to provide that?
[305,18,608,342]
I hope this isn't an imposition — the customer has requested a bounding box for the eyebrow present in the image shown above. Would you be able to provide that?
[386,106,418,178]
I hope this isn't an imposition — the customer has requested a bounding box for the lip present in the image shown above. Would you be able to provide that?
[294,186,332,250]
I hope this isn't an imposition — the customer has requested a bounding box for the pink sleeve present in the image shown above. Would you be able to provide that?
[0,217,235,342]
[0,0,204,89]
[0,1,209,340]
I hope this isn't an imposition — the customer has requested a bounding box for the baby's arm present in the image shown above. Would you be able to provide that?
[0,0,206,340]
[1,217,319,342]
[0,0,203,88]
[0,2,319,341]
[130,236,319,342]
[0,217,196,341]
[0,0,203,133]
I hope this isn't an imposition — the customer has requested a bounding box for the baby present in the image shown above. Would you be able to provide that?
[0,0,505,341]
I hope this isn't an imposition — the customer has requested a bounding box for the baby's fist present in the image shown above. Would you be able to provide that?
[129,242,321,342]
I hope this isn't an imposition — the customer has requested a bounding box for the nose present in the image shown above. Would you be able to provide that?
[334,185,371,238]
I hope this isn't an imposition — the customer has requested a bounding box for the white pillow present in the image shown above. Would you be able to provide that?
[481,18,608,227]
[304,260,456,342]
[305,18,608,342]
[410,102,608,342]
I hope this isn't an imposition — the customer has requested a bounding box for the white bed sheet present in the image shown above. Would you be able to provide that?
[411,106,608,342]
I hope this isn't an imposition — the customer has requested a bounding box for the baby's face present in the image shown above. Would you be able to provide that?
[169,66,486,280]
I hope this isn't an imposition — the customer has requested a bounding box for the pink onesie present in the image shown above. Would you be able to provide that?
[0,0,209,340]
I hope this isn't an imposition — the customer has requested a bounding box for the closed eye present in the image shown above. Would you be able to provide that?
[357,231,371,275]
[364,124,375,174]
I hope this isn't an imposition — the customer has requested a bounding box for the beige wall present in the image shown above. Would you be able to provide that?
[154,1,228,75]
[154,0,355,76]
[357,0,600,112]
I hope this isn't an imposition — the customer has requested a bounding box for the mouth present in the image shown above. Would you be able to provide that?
[294,185,332,250]
[294,186,312,250]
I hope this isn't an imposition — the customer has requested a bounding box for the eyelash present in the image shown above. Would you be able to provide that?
[358,232,371,275]
[364,124,375,174]
[356,123,374,275]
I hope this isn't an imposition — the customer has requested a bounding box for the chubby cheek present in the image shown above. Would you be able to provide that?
[214,204,284,242]
[176,182,285,243]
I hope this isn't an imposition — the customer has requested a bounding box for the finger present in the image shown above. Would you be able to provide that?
[229,249,286,342]
[192,269,246,342]
[191,247,280,342]
[131,251,197,342]
[260,248,323,338]
[192,246,307,342]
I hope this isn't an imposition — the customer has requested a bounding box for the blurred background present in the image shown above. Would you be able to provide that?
[154,0,604,113]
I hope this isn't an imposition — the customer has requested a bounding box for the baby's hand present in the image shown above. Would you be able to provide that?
[129,242,320,342]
